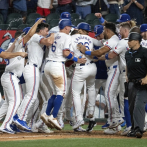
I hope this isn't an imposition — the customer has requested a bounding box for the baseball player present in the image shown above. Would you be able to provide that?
[41,19,86,130]
[0,37,28,134]
[78,22,122,134]
[14,20,54,131]
[104,22,132,135]
[70,22,97,130]
[140,24,147,48]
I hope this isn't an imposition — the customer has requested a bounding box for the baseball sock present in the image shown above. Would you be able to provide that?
[124,99,132,127]
[46,95,56,115]
[52,95,63,118]
[145,104,147,112]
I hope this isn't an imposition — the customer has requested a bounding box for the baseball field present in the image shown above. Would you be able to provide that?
[0,124,147,147]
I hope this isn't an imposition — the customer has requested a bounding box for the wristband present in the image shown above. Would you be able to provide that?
[85,51,91,55]
[99,17,105,24]
[93,56,98,59]
[105,53,110,60]
[79,56,82,59]
[66,53,73,59]
[72,57,78,62]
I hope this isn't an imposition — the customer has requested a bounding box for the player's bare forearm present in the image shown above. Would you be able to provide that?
[41,34,54,46]
[98,55,105,60]
[108,51,118,59]
[95,101,105,109]
[24,18,46,44]
[0,52,27,59]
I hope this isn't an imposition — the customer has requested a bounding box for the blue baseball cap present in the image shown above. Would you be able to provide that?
[35,18,46,23]
[140,24,147,33]
[116,14,131,23]
[59,19,73,30]
[94,25,104,37]
[23,27,31,35]
[60,12,71,20]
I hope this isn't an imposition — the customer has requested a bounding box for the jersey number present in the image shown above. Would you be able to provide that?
[51,41,57,52]
[78,42,90,50]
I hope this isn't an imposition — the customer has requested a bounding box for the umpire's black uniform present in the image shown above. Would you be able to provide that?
[125,32,147,138]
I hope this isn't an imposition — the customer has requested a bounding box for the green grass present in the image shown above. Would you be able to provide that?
[1,138,147,147]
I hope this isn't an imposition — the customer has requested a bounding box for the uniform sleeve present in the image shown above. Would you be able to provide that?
[112,40,124,55]
[32,34,44,44]
[143,49,147,66]
[92,38,104,47]
[63,35,72,51]
[0,48,4,54]
[104,37,115,50]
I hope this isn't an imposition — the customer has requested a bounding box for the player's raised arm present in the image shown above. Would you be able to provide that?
[23,18,46,44]
[40,33,55,46]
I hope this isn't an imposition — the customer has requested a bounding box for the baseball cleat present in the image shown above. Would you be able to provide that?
[48,115,62,130]
[127,129,136,137]
[74,126,86,132]
[102,122,110,129]
[121,120,126,127]
[58,118,64,129]
[121,126,131,136]
[14,119,31,131]
[13,114,19,122]
[41,113,54,129]
[109,118,124,129]
[31,124,38,133]
[72,120,84,130]
[38,125,54,133]
[0,128,15,134]
[104,125,121,135]
[10,124,21,133]
[86,120,97,132]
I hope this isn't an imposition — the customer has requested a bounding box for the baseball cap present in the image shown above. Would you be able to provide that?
[116,14,131,23]
[140,24,147,33]
[35,18,46,23]
[23,27,31,35]
[59,19,73,30]
[77,22,91,32]
[60,12,71,20]
[94,25,104,37]
[126,32,142,41]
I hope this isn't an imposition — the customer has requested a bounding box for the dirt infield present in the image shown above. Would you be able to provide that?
[0,130,147,141]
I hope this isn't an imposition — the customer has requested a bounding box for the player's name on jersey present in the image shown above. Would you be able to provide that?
[74,35,92,44]
[55,35,61,40]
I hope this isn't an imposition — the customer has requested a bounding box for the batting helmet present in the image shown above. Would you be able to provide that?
[77,22,91,32]
[140,24,147,33]
[94,25,104,37]
[59,19,73,30]
[60,12,71,20]
[23,27,31,35]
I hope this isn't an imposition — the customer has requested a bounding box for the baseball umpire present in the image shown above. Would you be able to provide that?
[125,32,147,138]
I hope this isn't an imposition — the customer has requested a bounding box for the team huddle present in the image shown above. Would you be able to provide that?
[0,12,147,138]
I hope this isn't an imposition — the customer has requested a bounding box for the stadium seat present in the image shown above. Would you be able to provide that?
[26,13,41,25]
[71,13,80,20]
[0,14,3,24]
[85,13,97,22]
[50,19,59,29]
[46,13,60,24]
[0,24,9,30]
[6,13,23,30]
[104,14,118,23]
[17,24,31,30]
[72,19,86,26]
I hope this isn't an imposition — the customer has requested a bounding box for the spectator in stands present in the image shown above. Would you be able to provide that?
[123,0,144,25]
[107,0,121,18]
[37,0,53,17]
[12,0,27,23]
[27,0,38,14]
[91,0,109,16]
[75,0,95,19]
[56,0,72,14]
[0,0,9,23]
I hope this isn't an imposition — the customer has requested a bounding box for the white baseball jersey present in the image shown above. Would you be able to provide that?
[27,34,45,68]
[47,32,72,62]
[141,39,147,48]
[104,35,120,67]
[71,34,93,64]
[48,26,59,35]
[5,36,25,77]
[112,38,129,70]
[92,38,105,47]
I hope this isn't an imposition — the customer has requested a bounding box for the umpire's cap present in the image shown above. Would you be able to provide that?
[77,22,91,32]
[126,32,142,42]
[94,25,104,37]
[140,24,147,33]
[59,19,73,30]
